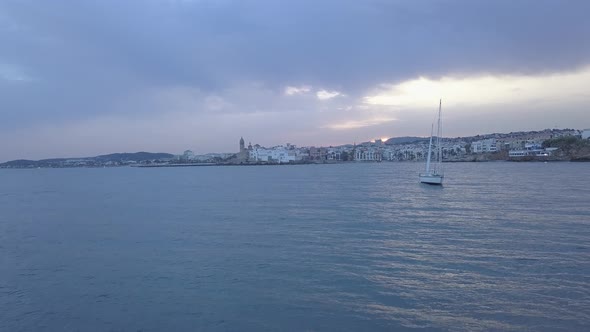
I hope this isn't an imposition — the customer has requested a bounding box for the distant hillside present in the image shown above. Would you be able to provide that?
[0,159,39,168]
[385,136,429,145]
[0,152,175,168]
[543,136,590,161]
[93,152,175,162]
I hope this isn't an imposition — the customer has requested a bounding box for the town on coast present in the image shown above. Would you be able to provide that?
[2,128,589,169]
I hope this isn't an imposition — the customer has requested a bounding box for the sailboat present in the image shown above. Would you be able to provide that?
[419,99,444,185]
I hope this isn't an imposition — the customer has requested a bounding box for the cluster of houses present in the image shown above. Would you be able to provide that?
[472,128,583,158]
[236,137,468,163]
[178,129,589,164]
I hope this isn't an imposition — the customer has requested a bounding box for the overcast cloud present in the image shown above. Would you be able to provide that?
[1,0,589,160]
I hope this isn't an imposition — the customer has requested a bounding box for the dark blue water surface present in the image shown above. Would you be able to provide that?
[1,162,589,331]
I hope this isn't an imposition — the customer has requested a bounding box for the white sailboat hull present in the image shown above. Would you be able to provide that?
[419,173,444,185]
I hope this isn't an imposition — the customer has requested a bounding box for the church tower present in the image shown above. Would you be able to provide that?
[236,137,249,163]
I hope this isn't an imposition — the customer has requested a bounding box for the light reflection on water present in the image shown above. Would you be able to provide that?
[1,162,589,331]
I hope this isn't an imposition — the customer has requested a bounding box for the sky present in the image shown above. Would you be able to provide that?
[1,0,589,161]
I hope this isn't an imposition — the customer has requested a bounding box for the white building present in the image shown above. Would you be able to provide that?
[582,129,590,140]
[182,150,195,160]
[354,147,382,161]
[382,145,425,161]
[249,146,300,163]
[509,149,550,157]
[471,139,497,153]
[326,147,341,160]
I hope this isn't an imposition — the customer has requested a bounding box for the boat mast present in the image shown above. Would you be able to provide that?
[426,123,433,173]
[436,99,442,172]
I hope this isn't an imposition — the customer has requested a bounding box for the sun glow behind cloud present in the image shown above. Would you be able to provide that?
[364,68,590,108]
[323,68,590,134]
[323,116,396,130]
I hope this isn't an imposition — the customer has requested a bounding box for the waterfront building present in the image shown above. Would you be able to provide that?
[326,147,341,161]
[182,150,195,160]
[354,147,382,161]
[249,145,300,163]
[509,149,551,157]
[508,142,557,158]
[308,147,327,161]
[471,139,498,153]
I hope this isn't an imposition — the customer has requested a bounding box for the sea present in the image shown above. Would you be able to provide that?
[1,162,589,331]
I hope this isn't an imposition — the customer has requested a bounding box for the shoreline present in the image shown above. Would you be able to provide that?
[2,158,586,169]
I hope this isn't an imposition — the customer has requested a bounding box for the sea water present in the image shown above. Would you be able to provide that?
[1,162,589,331]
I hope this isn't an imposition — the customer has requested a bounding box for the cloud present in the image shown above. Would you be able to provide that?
[284,85,311,96]
[316,89,343,100]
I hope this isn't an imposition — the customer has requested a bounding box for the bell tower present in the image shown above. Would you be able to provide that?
[239,137,245,152]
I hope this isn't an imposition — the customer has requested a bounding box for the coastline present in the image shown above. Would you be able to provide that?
[3,158,587,169]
